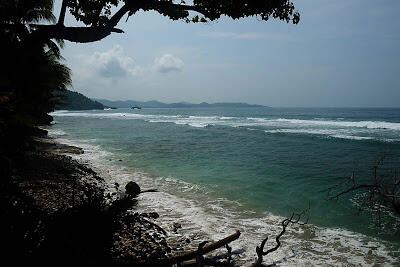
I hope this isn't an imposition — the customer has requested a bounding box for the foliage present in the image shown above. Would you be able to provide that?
[65,0,299,26]
[55,89,105,110]
[0,0,71,155]
[18,0,300,43]
[66,0,120,26]
[0,1,304,265]
[0,0,300,148]
[0,0,55,23]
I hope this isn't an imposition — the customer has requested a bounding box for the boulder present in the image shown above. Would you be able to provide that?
[125,181,141,196]
[172,222,182,232]
[148,212,159,219]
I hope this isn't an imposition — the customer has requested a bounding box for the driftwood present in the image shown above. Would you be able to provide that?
[169,231,241,263]
[127,231,241,266]
[252,208,309,267]
[178,245,240,267]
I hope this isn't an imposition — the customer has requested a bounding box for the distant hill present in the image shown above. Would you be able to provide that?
[53,90,267,110]
[55,90,105,110]
[96,99,267,109]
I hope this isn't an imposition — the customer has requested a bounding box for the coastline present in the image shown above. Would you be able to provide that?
[2,136,179,266]
[4,123,397,266]
[43,135,245,262]
[47,127,400,266]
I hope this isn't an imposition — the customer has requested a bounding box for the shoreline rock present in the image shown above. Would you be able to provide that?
[125,181,141,196]
[3,137,173,266]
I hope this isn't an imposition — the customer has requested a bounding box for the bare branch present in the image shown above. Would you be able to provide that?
[252,207,310,266]
[328,152,400,222]
[328,184,375,200]
[107,3,133,28]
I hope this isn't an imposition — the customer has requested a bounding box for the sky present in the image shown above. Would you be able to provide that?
[58,0,400,107]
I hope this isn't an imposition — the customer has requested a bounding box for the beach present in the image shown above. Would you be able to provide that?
[1,137,179,266]
[46,107,400,266]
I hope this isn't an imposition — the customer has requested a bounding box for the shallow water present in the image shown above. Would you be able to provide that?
[48,107,400,265]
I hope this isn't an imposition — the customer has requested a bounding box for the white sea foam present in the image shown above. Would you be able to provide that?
[47,129,67,136]
[264,129,377,141]
[265,129,340,135]
[248,117,268,122]
[220,116,236,120]
[50,135,400,266]
[51,111,400,142]
[51,110,69,114]
[276,118,400,131]
[331,135,374,141]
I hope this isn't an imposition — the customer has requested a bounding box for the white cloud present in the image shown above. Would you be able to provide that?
[73,46,184,81]
[90,45,143,77]
[205,32,292,41]
[153,54,184,73]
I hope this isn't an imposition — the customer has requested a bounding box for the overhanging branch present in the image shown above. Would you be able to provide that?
[29,0,297,43]
[31,1,203,43]
[32,24,124,43]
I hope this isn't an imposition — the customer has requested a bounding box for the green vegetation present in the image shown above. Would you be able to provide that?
[31,0,299,43]
[56,90,105,110]
[1,0,298,151]
[1,0,71,154]
[0,1,301,266]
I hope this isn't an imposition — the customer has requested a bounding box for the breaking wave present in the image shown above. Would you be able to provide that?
[276,118,400,131]
[48,132,400,266]
[50,110,400,142]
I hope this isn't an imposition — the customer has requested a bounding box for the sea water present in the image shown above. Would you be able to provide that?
[48,107,400,265]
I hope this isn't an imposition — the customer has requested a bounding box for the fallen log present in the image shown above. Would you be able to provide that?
[123,231,241,266]
[168,230,241,263]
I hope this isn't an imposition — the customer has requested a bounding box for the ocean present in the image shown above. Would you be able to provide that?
[48,107,400,266]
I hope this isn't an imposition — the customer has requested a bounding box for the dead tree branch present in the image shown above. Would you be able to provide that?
[169,231,241,264]
[252,207,309,267]
[328,152,400,218]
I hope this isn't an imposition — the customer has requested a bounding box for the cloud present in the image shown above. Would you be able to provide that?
[97,57,126,77]
[80,45,183,79]
[153,54,184,73]
[90,45,143,78]
[205,32,292,41]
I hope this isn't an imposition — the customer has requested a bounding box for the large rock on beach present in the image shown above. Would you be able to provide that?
[125,181,141,196]
[57,144,84,154]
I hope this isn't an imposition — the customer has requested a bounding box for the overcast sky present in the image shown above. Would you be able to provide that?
[58,0,400,107]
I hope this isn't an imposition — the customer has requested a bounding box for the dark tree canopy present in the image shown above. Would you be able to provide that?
[33,0,299,43]
[0,0,300,151]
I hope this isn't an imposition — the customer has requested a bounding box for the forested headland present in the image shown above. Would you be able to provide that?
[55,90,105,110]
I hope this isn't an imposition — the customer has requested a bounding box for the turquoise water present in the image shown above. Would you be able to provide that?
[50,107,400,264]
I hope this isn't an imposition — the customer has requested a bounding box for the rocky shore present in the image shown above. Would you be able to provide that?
[1,137,174,266]
[0,133,247,267]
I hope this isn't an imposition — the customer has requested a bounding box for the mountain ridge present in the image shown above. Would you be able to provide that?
[53,89,269,110]
[95,99,268,108]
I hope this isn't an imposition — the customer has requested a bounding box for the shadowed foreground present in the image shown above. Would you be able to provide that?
[0,138,172,267]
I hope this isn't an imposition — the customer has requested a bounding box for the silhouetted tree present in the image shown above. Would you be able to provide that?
[1,0,71,153]
[1,0,300,146]
[27,0,300,43]
[328,153,400,224]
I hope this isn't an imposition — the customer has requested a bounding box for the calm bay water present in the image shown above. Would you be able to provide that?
[49,107,400,265]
